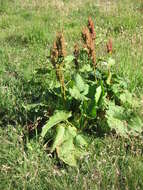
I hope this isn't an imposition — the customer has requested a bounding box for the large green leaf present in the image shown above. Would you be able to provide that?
[22,103,46,111]
[75,73,88,94]
[51,123,87,167]
[89,98,97,118]
[41,110,72,138]
[69,73,89,100]
[106,71,112,85]
[106,102,129,137]
[51,124,65,152]
[106,101,143,137]
[74,134,88,147]
[57,136,77,166]
[80,84,104,119]
[95,85,102,104]
[69,86,87,101]
[81,98,97,119]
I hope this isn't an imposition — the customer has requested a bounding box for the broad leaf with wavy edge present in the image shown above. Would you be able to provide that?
[41,110,72,138]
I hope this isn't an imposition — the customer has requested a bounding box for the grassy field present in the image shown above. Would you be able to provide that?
[0,0,143,189]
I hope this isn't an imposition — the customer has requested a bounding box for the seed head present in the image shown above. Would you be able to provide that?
[50,32,66,99]
[88,16,96,40]
[82,24,96,66]
[50,41,58,67]
[82,27,92,54]
[56,32,66,58]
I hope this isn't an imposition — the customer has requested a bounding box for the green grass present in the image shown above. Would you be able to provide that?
[0,126,143,190]
[0,0,143,189]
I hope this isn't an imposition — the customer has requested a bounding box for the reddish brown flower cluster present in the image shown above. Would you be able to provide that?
[56,32,66,58]
[50,32,66,99]
[88,16,96,40]
[50,32,66,67]
[82,17,96,68]
[50,41,58,67]
[106,39,113,54]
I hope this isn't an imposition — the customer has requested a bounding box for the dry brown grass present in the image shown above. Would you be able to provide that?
[20,0,118,15]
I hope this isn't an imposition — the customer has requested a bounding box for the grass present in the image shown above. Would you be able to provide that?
[0,126,143,190]
[0,0,143,189]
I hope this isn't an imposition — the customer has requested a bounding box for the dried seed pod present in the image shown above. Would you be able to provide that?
[82,27,91,54]
[50,41,58,67]
[82,25,96,67]
[106,38,113,54]
[50,32,66,100]
[88,16,96,40]
[87,17,96,66]
[56,32,66,58]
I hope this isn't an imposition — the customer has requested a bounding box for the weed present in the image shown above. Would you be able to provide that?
[0,0,143,189]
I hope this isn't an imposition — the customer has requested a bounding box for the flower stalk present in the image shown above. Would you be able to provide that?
[50,32,66,100]
[82,17,96,71]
